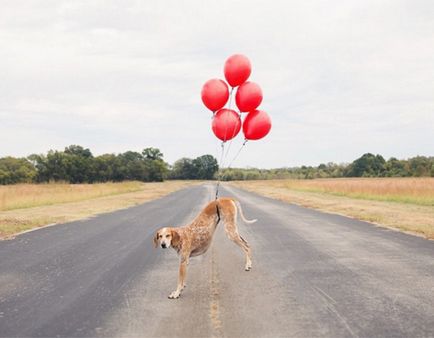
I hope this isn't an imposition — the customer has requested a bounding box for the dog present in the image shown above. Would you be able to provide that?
[153,197,257,299]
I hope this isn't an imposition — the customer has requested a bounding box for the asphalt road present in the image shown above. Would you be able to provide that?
[1,183,433,337]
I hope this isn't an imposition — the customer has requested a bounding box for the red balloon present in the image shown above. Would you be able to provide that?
[201,79,229,111]
[235,81,263,112]
[212,109,241,142]
[243,110,272,140]
[224,54,252,87]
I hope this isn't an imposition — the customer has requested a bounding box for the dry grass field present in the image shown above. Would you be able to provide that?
[231,178,434,239]
[0,181,196,239]
[0,181,145,211]
[280,177,434,206]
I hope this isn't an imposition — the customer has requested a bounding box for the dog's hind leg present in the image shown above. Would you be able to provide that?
[224,222,252,271]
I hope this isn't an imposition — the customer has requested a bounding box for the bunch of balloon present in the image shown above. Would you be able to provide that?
[201,54,272,199]
[201,54,272,144]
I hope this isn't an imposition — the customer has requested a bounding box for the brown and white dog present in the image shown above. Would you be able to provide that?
[153,197,256,299]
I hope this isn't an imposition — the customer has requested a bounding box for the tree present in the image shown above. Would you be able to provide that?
[192,155,218,179]
[142,148,168,182]
[94,154,118,182]
[170,158,195,179]
[0,157,37,184]
[28,154,49,182]
[45,150,69,182]
[142,147,163,161]
[145,159,168,182]
[64,145,92,158]
[408,156,431,177]
[385,157,408,177]
[346,153,386,177]
[116,151,147,181]
[63,146,95,183]
[169,155,218,180]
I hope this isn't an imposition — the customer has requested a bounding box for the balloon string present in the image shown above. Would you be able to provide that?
[215,141,225,199]
[221,87,237,168]
[223,111,241,165]
[223,87,234,143]
[228,87,234,109]
[227,139,248,168]
[218,141,226,172]
[219,140,248,182]
[216,87,244,199]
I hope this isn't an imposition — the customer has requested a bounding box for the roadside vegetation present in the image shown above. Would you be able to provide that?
[1,147,432,186]
[0,145,218,185]
[0,181,145,211]
[231,178,434,239]
[220,153,434,180]
[1,145,433,239]
[0,181,196,239]
[276,177,434,206]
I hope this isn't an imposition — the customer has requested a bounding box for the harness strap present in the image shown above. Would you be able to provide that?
[216,202,221,224]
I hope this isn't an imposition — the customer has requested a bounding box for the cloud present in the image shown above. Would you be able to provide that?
[1,0,433,167]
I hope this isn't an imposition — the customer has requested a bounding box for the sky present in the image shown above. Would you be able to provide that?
[1,0,433,168]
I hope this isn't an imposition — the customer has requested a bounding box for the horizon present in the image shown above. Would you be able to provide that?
[1,1,433,169]
[2,143,432,169]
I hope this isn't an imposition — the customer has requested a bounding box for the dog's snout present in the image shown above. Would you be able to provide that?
[161,243,167,249]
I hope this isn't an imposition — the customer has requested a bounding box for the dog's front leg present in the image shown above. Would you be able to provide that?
[168,256,187,299]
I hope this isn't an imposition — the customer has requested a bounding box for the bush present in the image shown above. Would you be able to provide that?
[0,157,36,184]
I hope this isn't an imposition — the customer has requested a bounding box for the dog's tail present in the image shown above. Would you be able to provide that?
[235,200,257,224]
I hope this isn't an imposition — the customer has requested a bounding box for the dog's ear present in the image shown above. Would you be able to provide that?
[153,230,159,248]
[171,229,180,248]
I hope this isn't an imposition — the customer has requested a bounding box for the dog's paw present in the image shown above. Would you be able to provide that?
[168,291,181,299]
[245,264,252,271]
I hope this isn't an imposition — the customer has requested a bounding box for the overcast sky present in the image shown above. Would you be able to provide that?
[1,0,433,168]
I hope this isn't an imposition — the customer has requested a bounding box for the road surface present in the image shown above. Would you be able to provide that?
[0,184,433,337]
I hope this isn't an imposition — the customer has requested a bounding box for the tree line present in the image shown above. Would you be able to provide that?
[0,147,433,185]
[219,153,434,180]
[0,145,218,184]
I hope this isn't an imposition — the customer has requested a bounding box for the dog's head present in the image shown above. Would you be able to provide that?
[153,227,180,249]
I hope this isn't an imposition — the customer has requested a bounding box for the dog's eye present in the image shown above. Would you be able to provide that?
[166,235,170,238]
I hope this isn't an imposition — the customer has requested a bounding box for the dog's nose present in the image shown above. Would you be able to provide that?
[161,243,167,249]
